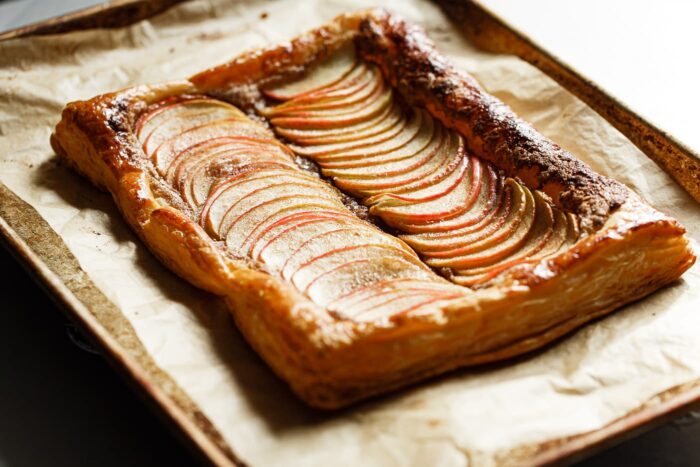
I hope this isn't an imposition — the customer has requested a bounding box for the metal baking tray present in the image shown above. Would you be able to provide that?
[1,1,698,465]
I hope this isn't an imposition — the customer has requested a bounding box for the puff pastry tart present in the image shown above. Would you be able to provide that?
[51,10,695,409]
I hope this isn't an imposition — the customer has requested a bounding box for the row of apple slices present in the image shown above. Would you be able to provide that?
[263,47,581,286]
[134,95,468,319]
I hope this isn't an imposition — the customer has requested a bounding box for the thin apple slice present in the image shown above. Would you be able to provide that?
[290,112,407,158]
[152,119,271,175]
[274,102,401,145]
[270,63,373,108]
[364,147,469,206]
[425,184,538,270]
[320,116,438,180]
[201,169,333,232]
[269,82,393,130]
[401,178,509,252]
[141,107,246,156]
[368,154,478,227]
[394,164,504,235]
[326,278,460,312]
[263,67,382,117]
[453,191,557,285]
[168,136,295,184]
[309,109,426,164]
[135,97,244,142]
[252,209,361,267]
[358,130,461,195]
[206,174,340,237]
[262,43,358,101]
[283,232,424,285]
[258,220,372,275]
[172,139,297,207]
[261,65,372,116]
[249,210,360,260]
[223,196,347,255]
[304,256,440,309]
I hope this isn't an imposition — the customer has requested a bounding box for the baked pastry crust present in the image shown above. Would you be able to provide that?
[51,9,695,409]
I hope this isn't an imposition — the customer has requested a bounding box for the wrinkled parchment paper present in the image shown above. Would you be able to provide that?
[1,0,699,465]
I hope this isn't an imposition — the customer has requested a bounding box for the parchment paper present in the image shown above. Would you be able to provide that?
[1,0,699,465]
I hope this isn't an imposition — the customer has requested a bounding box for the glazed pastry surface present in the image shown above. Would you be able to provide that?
[51,9,695,408]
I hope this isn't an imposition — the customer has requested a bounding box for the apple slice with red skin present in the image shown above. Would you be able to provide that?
[453,193,560,286]
[222,196,347,255]
[240,204,376,257]
[271,76,388,120]
[290,112,407,158]
[206,175,341,238]
[269,63,373,110]
[234,201,352,258]
[274,102,401,145]
[283,232,424,285]
[319,115,438,177]
[401,179,510,251]
[364,148,470,206]
[141,106,246,157]
[326,277,461,312]
[368,153,479,227]
[304,255,440,310]
[186,161,295,209]
[151,119,271,175]
[258,221,377,276]
[262,43,358,101]
[308,109,426,164]
[172,139,297,207]
[249,211,361,260]
[252,211,367,268]
[135,97,244,142]
[200,169,338,234]
[270,82,393,130]
[326,131,443,189]
[425,184,540,270]
[168,136,295,184]
[357,130,460,195]
[420,181,529,259]
[263,67,382,117]
[391,164,503,235]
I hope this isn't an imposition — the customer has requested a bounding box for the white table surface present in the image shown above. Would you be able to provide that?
[0,1,698,466]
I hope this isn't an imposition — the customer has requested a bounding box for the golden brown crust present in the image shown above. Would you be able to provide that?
[52,9,695,409]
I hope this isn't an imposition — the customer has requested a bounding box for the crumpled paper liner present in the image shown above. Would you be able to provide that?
[0,0,698,465]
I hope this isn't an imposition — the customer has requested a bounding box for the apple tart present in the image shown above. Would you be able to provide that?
[51,9,695,409]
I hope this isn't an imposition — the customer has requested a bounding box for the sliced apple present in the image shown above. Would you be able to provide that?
[270,82,393,130]
[368,154,477,228]
[326,278,459,312]
[263,67,382,117]
[250,211,360,260]
[135,97,244,143]
[425,184,538,270]
[283,230,424,282]
[364,147,469,206]
[304,255,440,309]
[395,164,504,235]
[205,174,340,238]
[262,43,358,101]
[151,119,271,175]
[274,101,401,145]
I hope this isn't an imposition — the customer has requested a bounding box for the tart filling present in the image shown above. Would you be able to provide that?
[262,46,581,286]
[135,96,469,321]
